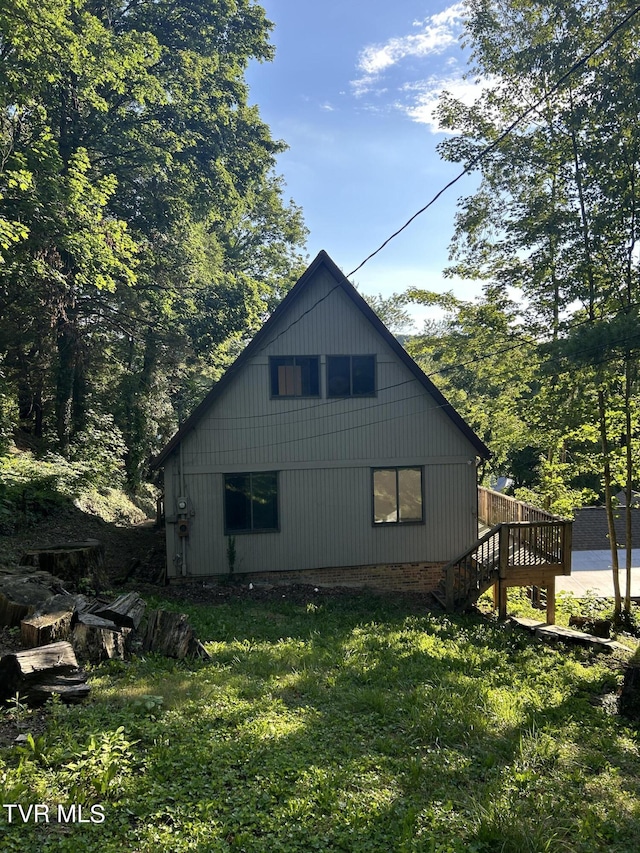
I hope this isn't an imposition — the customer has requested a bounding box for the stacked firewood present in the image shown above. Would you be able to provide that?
[0,542,208,706]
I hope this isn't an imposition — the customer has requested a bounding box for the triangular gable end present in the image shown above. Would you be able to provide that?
[151,250,491,468]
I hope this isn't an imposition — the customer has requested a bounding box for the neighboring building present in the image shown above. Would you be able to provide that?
[152,251,490,592]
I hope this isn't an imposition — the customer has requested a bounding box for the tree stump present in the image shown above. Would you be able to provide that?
[0,641,89,705]
[143,609,210,660]
[19,540,108,592]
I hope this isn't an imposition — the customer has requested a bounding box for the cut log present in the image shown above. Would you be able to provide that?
[39,593,92,617]
[28,673,91,704]
[143,609,210,660]
[0,641,88,705]
[94,592,146,630]
[19,540,108,592]
[20,594,93,648]
[72,614,131,663]
[76,612,120,630]
[21,611,74,648]
[0,575,62,628]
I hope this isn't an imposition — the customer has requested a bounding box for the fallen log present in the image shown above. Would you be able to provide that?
[0,641,89,705]
[19,540,108,592]
[143,609,210,660]
[94,592,146,630]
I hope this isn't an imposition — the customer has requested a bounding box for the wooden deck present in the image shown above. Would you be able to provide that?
[435,487,572,623]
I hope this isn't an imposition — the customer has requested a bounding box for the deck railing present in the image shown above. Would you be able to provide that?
[439,488,572,611]
[478,485,562,527]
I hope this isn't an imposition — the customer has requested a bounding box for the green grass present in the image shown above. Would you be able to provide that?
[1,592,639,852]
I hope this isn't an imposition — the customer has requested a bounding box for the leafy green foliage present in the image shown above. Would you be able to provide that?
[0,0,307,484]
[1,594,638,851]
[0,449,150,533]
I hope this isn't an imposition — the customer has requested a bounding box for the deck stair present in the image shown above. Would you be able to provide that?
[434,488,573,622]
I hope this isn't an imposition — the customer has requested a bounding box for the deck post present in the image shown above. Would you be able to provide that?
[492,581,499,611]
[497,580,508,620]
[445,566,455,611]
[546,577,556,625]
[562,522,573,575]
[498,525,510,579]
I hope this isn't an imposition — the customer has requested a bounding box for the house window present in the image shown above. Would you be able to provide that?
[270,356,320,397]
[224,472,279,533]
[327,355,376,397]
[372,467,423,524]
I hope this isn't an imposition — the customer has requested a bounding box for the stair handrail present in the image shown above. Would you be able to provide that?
[443,524,503,609]
[442,517,572,611]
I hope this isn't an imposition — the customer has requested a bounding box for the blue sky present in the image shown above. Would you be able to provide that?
[246,1,484,327]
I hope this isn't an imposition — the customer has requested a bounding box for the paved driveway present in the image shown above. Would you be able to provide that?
[557,549,640,597]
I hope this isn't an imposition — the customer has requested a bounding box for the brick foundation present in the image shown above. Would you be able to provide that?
[231,562,446,594]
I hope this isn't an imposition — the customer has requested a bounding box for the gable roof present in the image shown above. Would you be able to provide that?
[151,250,491,469]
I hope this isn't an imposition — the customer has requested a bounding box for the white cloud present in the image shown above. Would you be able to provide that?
[349,4,490,133]
[401,74,489,133]
[354,4,464,82]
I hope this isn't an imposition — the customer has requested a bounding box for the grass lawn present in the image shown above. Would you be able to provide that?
[1,589,639,852]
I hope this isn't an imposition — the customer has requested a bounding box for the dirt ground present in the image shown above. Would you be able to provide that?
[1,504,165,584]
[0,502,440,614]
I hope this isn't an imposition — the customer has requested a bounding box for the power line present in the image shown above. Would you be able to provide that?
[347,4,640,278]
[197,299,640,428]
[193,338,640,457]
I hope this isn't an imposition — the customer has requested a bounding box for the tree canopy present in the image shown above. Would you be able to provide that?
[0,0,307,483]
[407,0,640,616]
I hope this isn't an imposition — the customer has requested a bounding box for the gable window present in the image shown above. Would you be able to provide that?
[224,472,278,533]
[270,356,320,397]
[372,467,423,524]
[327,355,376,397]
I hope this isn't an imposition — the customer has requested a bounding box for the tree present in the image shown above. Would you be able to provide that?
[0,0,307,484]
[406,287,537,482]
[435,0,640,618]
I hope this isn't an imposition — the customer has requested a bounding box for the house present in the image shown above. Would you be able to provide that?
[152,250,491,592]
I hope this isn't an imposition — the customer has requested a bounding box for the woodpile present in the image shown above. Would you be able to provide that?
[0,543,209,707]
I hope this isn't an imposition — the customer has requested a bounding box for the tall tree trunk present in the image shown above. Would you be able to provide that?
[123,329,158,488]
[598,387,622,619]
[624,354,633,615]
[55,315,78,455]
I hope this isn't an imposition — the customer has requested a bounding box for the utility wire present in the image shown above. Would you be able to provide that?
[347,4,640,278]
[198,338,640,456]
[204,299,640,424]
[252,0,640,362]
